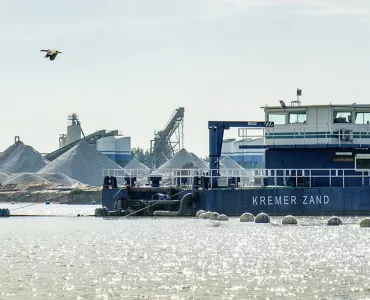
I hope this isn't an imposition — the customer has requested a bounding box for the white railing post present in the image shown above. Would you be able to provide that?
[296,169,298,187]
[343,170,345,187]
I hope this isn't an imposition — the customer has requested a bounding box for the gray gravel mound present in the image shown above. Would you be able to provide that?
[0,172,13,184]
[124,158,150,170]
[123,158,151,177]
[0,141,49,173]
[220,156,244,169]
[37,140,123,186]
[38,173,82,187]
[3,172,82,187]
[2,173,51,186]
[157,148,208,171]
[219,156,252,185]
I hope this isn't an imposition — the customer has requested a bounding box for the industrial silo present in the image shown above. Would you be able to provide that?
[115,136,131,167]
[96,136,131,167]
[66,113,82,145]
[96,136,116,162]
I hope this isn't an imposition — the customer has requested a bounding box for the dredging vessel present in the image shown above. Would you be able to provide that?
[100,99,370,216]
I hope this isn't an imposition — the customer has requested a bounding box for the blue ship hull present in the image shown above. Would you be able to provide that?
[199,187,370,216]
[101,185,370,217]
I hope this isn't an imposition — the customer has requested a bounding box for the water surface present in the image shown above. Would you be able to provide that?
[0,203,369,299]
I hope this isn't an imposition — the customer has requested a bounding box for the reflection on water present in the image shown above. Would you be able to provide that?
[0,204,369,299]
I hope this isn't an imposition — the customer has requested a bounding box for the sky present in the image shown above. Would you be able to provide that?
[1,0,370,158]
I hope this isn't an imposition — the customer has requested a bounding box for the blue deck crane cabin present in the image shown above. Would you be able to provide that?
[100,99,370,217]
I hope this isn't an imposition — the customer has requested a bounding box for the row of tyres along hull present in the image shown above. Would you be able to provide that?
[200,186,370,216]
[101,186,370,216]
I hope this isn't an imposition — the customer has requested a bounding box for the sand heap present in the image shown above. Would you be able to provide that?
[38,140,123,186]
[3,172,79,186]
[3,173,49,186]
[220,156,244,170]
[219,156,252,186]
[0,172,83,191]
[149,148,208,186]
[0,172,12,183]
[156,148,208,172]
[39,173,81,187]
[123,158,150,177]
[124,158,150,170]
[0,141,49,173]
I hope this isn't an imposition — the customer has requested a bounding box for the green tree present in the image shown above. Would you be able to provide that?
[131,147,151,167]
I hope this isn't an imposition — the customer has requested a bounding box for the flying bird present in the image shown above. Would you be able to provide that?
[40,49,62,61]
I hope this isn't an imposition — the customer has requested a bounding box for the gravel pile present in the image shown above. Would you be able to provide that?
[2,173,50,186]
[123,158,150,177]
[156,148,208,172]
[38,140,123,186]
[219,156,252,186]
[0,172,13,184]
[2,172,82,188]
[39,173,82,187]
[0,141,49,173]
[123,158,150,170]
[220,156,244,169]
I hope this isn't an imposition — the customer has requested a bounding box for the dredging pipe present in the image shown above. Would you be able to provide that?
[152,193,194,216]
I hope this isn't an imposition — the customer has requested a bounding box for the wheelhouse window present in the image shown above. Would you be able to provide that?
[355,112,370,124]
[355,154,370,170]
[333,111,352,123]
[267,113,285,125]
[289,112,306,124]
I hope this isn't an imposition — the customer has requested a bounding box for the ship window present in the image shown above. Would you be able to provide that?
[289,112,306,124]
[267,113,285,125]
[355,154,370,170]
[355,112,370,124]
[333,111,352,123]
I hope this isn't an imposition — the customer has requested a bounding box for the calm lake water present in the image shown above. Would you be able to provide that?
[0,203,370,299]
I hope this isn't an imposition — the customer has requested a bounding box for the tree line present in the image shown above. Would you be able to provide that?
[131,147,151,167]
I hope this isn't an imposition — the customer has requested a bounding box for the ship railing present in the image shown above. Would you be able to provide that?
[103,169,151,178]
[103,168,370,188]
[237,168,370,188]
[265,126,331,145]
[239,126,370,146]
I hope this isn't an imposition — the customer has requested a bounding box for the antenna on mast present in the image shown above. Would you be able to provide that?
[291,88,302,106]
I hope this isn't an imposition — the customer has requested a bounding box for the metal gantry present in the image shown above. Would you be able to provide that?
[150,107,185,169]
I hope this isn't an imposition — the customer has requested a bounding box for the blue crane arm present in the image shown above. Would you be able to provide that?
[208,121,274,186]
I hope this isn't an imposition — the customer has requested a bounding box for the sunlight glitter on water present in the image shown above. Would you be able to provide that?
[0,205,369,299]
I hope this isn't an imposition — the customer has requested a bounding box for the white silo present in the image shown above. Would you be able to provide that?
[67,113,82,144]
[59,134,67,148]
[96,136,131,167]
[115,136,131,167]
[96,136,116,162]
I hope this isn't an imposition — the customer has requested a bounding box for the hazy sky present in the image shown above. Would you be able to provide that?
[1,0,370,157]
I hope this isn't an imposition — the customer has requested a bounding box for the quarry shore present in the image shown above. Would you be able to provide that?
[0,187,102,204]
